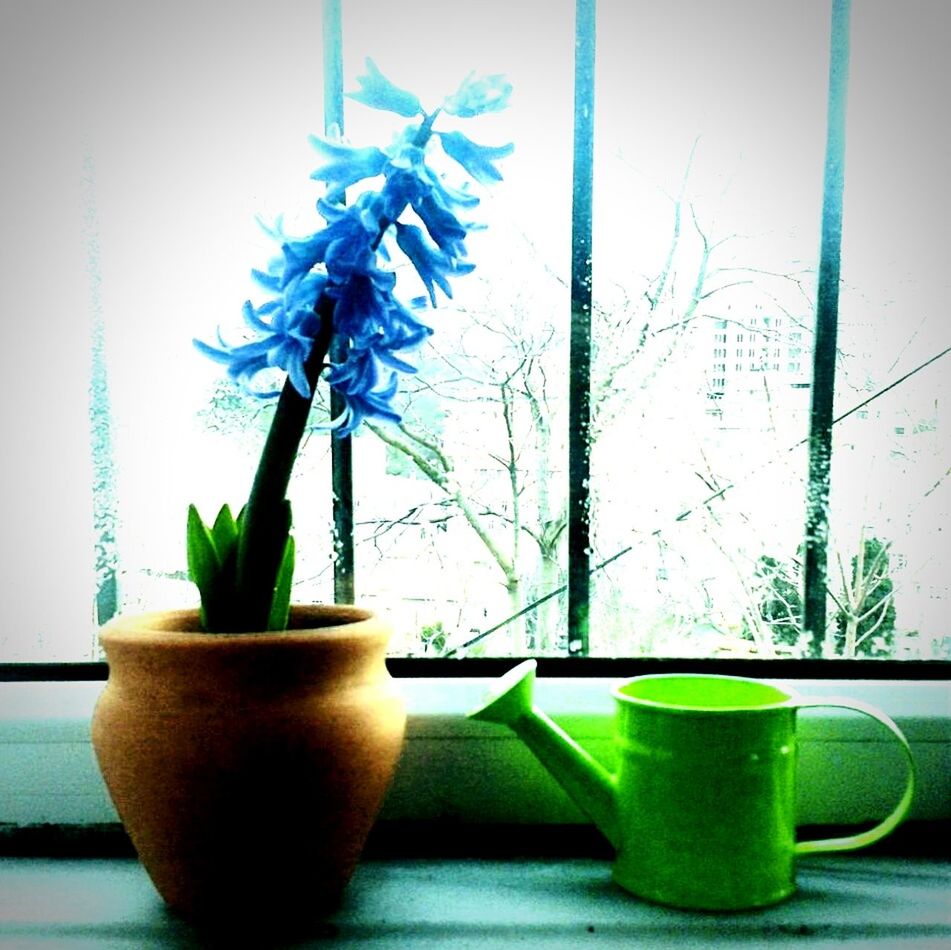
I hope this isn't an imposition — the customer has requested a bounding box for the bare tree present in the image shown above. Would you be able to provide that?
[827,530,896,658]
[365,155,802,654]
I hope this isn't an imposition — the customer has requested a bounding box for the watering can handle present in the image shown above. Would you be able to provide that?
[793,696,916,855]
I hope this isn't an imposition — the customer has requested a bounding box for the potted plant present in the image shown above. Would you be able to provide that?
[91,60,512,928]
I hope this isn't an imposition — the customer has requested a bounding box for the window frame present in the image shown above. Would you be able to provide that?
[1,673,948,832]
[2,0,948,854]
[1,656,950,683]
[5,3,949,669]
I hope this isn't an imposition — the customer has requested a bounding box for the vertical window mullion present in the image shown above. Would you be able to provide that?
[323,0,355,605]
[804,0,852,653]
[567,0,596,656]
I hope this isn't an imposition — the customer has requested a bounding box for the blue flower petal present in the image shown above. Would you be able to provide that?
[412,193,469,255]
[328,363,403,436]
[380,166,425,221]
[308,137,388,190]
[316,196,347,222]
[193,337,235,365]
[422,169,481,209]
[251,268,281,292]
[195,282,321,400]
[395,223,449,304]
[396,222,472,305]
[281,230,334,285]
[286,351,311,399]
[443,72,513,118]
[346,58,422,118]
[242,299,274,333]
[376,348,421,375]
[437,130,513,185]
[329,274,385,342]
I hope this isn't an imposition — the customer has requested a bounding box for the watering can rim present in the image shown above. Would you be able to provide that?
[611,671,800,714]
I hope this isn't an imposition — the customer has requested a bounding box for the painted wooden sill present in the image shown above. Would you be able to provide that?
[0,854,949,948]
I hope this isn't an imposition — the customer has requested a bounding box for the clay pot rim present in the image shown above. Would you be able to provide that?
[100,604,388,647]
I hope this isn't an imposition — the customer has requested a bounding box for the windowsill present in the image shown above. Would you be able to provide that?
[1,674,948,945]
[1,851,948,947]
[2,676,948,828]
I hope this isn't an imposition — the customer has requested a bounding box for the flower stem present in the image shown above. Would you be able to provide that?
[234,293,336,629]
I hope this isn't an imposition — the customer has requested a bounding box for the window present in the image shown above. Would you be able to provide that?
[1,0,948,667]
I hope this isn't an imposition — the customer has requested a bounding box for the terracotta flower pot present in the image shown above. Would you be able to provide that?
[91,604,406,926]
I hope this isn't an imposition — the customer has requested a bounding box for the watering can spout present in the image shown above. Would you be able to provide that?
[468,660,619,849]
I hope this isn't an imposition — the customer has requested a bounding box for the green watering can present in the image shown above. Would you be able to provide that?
[469,660,916,911]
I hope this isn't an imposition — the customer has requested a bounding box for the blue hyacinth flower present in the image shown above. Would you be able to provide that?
[198,62,511,434]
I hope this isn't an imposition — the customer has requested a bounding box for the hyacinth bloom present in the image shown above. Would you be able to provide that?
[197,59,513,437]
[188,60,512,632]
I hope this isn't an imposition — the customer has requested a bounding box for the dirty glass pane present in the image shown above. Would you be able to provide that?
[2,0,339,659]
[587,0,828,658]
[336,0,576,656]
[824,0,950,660]
[586,0,949,660]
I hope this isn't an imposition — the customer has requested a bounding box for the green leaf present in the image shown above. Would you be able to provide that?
[186,504,221,591]
[267,534,295,631]
[211,504,239,562]
[186,504,224,630]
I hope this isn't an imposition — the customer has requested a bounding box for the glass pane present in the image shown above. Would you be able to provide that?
[338,0,575,656]
[585,0,949,661]
[827,0,950,659]
[2,1,338,659]
[586,1,829,658]
[3,0,947,662]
